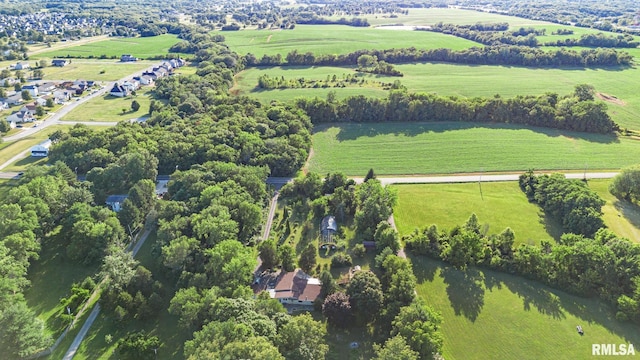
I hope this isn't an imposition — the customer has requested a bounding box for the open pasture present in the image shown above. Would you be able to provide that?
[41,59,157,82]
[30,34,181,60]
[235,62,640,130]
[220,25,481,57]
[411,256,640,360]
[309,122,640,176]
[393,182,556,244]
[588,179,640,243]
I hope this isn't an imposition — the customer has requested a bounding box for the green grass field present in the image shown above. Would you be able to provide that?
[234,62,640,130]
[31,34,181,60]
[393,182,557,245]
[61,89,154,122]
[309,122,640,176]
[411,256,640,360]
[0,125,70,170]
[589,179,640,243]
[41,60,157,82]
[220,25,481,57]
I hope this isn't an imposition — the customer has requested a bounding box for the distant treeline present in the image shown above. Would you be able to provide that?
[246,45,632,68]
[295,16,370,27]
[295,87,618,134]
[425,22,543,46]
[545,33,639,48]
[256,73,402,90]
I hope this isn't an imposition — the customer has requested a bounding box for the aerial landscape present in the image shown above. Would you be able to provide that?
[1,0,640,359]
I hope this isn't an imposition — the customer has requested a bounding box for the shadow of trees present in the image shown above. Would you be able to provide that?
[440,266,485,322]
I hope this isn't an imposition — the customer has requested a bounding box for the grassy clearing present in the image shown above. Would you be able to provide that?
[41,60,157,82]
[411,256,640,360]
[61,89,154,122]
[31,35,181,60]
[393,182,557,245]
[70,231,188,360]
[233,62,640,129]
[221,25,481,57]
[24,229,100,338]
[309,122,640,176]
[588,179,640,243]
[0,125,69,168]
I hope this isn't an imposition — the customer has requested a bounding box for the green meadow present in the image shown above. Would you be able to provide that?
[410,256,640,360]
[220,24,481,57]
[234,62,640,130]
[61,88,155,122]
[589,179,640,243]
[31,34,181,60]
[393,182,556,245]
[309,122,640,176]
[41,60,157,82]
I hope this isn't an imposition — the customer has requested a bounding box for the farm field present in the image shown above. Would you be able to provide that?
[30,34,181,60]
[234,62,640,130]
[309,122,640,176]
[41,60,157,82]
[393,182,556,245]
[589,179,640,243]
[61,88,154,122]
[410,256,640,360]
[220,24,481,57]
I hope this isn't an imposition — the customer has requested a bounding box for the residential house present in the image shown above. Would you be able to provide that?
[109,83,129,97]
[34,97,47,107]
[30,145,49,157]
[268,269,322,307]
[134,75,154,86]
[22,84,38,97]
[5,93,24,106]
[0,101,7,110]
[120,54,137,62]
[51,59,69,67]
[122,79,139,92]
[0,78,17,87]
[6,110,34,123]
[53,90,72,103]
[37,82,57,95]
[14,62,30,70]
[105,195,128,212]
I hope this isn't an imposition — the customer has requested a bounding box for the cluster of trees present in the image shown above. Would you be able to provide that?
[427,22,544,47]
[545,33,639,48]
[609,165,640,202]
[247,44,632,68]
[296,85,618,134]
[295,16,369,27]
[0,162,123,357]
[405,213,640,324]
[256,73,400,91]
[356,54,403,76]
[519,172,606,237]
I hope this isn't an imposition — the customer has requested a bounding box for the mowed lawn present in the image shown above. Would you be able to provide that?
[411,256,640,360]
[393,182,556,245]
[309,122,640,176]
[221,25,481,57]
[61,89,154,122]
[41,60,157,82]
[589,179,640,243]
[31,34,181,60]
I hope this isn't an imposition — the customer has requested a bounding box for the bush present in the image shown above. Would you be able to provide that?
[331,252,353,267]
[353,243,366,257]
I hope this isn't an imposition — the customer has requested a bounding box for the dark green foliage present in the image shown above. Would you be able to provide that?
[116,331,161,360]
[278,244,296,272]
[296,89,618,134]
[299,243,317,274]
[391,302,444,359]
[322,292,353,328]
[259,239,279,269]
[346,270,384,324]
[0,301,52,358]
[276,313,328,360]
[373,335,419,360]
[131,100,140,112]
[330,252,352,267]
[609,165,640,202]
[355,180,397,240]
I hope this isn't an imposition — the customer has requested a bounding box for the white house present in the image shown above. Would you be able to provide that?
[22,84,38,97]
[105,195,128,212]
[122,80,139,92]
[268,269,322,306]
[14,62,30,70]
[134,75,154,86]
[109,83,129,97]
[7,110,34,124]
[53,90,72,103]
[30,145,49,157]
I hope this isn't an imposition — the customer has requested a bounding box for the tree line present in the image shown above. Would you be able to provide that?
[246,45,632,68]
[404,212,640,325]
[425,22,544,47]
[295,85,618,134]
[545,32,639,48]
[256,73,401,90]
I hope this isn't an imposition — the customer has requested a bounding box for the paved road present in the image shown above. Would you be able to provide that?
[61,228,153,360]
